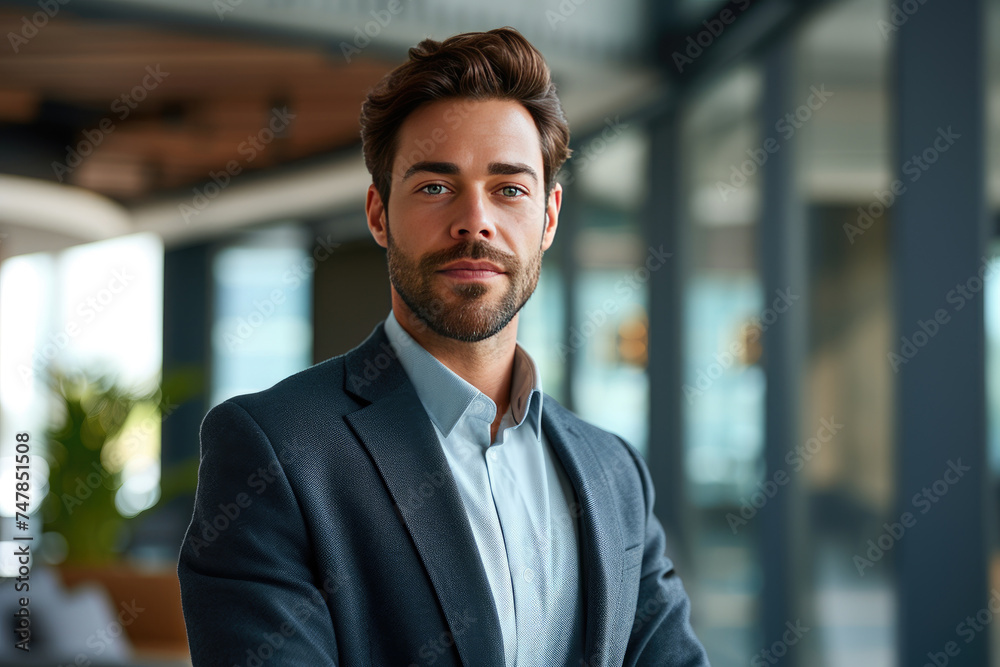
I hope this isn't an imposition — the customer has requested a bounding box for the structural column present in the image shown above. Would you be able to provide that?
[643,106,688,560]
[158,242,212,553]
[758,33,808,667]
[556,161,581,411]
[893,1,989,665]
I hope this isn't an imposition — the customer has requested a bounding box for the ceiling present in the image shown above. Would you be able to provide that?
[0,1,667,256]
[0,7,394,201]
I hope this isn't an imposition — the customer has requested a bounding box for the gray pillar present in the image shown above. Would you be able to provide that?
[643,107,688,558]
[162,243,211,469]
[757,35,808,666]
[557,162,580,411]
[157,242,212,558]
[893,1,989,665]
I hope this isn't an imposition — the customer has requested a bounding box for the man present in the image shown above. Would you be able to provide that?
[178,27,707,667]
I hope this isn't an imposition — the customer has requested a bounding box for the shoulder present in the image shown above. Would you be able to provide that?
[238,355,349,409]
[542,393,637,449]
[204,351,357,436]
[542,392,648,488]
[541,394,653,547]
[211,320,398,425]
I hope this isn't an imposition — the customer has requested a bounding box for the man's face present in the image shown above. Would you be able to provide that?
[365,98,561,342]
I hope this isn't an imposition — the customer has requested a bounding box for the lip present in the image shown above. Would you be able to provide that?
[438,261,504,272]
[437,261,505,281]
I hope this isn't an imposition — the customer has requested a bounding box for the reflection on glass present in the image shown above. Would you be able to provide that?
[684,275,765,507]
[517,263,566,405]
[796,0,894,664]
[0,234,164,569]
[568,126,651,456]
[681,63,763,667]
[211,226,313,407]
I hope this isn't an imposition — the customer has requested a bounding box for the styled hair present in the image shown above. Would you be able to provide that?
[359,27,571,206]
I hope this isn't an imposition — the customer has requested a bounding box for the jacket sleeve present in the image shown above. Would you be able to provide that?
[177,400,339,665]
[619,439,709,667]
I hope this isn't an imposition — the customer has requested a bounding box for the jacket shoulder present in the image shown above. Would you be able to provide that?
[542,392,635,453]
[212,352,355,426]
[542,393,651,547]
[542,392,648,486]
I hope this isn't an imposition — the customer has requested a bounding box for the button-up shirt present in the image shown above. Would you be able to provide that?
[384,309,584,667]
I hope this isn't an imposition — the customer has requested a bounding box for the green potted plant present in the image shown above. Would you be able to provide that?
[41,369,199,564]
[39,368,201,657]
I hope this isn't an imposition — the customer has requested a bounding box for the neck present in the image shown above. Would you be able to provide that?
[391,295,516,421]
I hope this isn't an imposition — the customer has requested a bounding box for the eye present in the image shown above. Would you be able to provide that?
[420,184,449,195]
[499,185,527,197]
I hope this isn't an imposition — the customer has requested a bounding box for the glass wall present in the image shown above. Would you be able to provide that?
[520,121,654,453]
[673,1,896,664]
[210,225,313,407]
[516,263,566,405]
[0,233,163,569]
[794,0,894,663]
[571,125,652,455]
[680,64,764,667]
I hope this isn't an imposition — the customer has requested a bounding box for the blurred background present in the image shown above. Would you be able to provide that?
[0,0,995,664]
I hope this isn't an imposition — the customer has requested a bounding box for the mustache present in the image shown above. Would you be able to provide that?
[419,240,518,273]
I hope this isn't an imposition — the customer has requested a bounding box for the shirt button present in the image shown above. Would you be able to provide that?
[488,449,499,462]
[523,567,535,583]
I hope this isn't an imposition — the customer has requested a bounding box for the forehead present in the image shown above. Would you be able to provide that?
[391,98,543,179]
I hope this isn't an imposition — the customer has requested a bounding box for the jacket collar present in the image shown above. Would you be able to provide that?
[381,309,544,440]
[342,321,625,666]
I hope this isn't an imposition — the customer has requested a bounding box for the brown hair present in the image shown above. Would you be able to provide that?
[360,27,571,206]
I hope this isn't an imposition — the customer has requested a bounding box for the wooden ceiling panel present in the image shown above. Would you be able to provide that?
[0,8,392,200]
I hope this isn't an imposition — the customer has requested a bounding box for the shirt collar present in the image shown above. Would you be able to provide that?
[383,309,543,441]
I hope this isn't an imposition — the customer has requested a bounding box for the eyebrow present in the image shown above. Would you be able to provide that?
[487,161,538,182]
[401,161,539,183]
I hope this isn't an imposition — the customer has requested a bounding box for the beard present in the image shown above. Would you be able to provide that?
[385,219,543,343]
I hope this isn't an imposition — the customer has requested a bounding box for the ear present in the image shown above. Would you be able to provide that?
[366,184,388,248]
[541,182,561,252]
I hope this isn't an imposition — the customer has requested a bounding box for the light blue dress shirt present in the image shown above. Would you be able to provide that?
[384,309,584,667]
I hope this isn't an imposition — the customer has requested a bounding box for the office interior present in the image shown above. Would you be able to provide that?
[0,0,997,664]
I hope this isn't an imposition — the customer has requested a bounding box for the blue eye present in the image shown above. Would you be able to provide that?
[500,186,526,197]
[421,184,447,195]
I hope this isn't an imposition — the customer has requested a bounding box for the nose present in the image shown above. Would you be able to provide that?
[449,190,496,241]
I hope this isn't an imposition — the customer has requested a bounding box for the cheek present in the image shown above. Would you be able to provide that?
[389,206,440,239]
[531,224,550,252]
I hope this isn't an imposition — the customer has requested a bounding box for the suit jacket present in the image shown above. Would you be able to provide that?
[177,322,708,666]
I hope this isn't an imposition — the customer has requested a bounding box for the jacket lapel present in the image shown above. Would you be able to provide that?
[342,323,505,667]
[543,405,626,667]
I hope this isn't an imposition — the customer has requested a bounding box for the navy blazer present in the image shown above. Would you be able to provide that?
[177,322,708,666]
